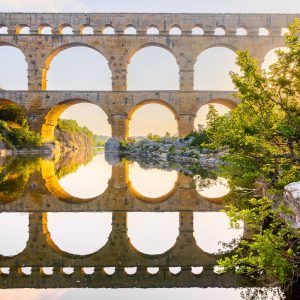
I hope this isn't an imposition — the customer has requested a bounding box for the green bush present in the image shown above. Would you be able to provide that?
[185,125,210,147]
[0,104,27,127]
[7,127,42,149]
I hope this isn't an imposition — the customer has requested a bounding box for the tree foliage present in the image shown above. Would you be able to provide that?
[204,19,300,293]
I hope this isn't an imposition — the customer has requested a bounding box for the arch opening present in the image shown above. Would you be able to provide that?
[42,100,111,143]
[128,100,178,138]
[236,27,247,36]
[0,45,28,90]
[262,47,289,72]
[103,26,115,35]
[194,212,243,254]
[45,45,112,91]
[194,100,236,128]
[258,27,269,36]
[192,26,204,35]
[214,27,225,35]
[194,46,239,90]
[281,28,289,36]
[81,26,94,35]
[169,26,181,35]
[128,46,179,90]
[0,26,8,34]
[124,26,136,35]
[147,26,159,35]
[128,161,178,201]
[39,24,52,34]
[60,25,73,35]
[0,213,29,257]
[16,25,30,34]
[128,212,179,255]
[45,212,112,256]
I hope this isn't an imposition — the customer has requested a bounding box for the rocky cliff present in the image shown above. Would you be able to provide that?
[54,128,93,154]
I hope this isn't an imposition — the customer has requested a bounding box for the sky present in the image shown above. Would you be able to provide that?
[0,0,298,136]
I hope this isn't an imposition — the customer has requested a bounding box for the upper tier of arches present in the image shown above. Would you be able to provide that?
[0,13,296,36]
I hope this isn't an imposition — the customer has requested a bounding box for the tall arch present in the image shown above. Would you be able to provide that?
[128,99,178,137]
[128,212,179,255]
[194,46,239,91]
[43,44,112,90]
[127,45,179,90]
[0,45,28,90]
[194,99,237,128]
[44,212,112,256]
[262,47,289,72]
[0,213,29,257]
[41,99,110,142]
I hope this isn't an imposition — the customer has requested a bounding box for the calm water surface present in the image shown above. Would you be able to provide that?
[0,151,282,299]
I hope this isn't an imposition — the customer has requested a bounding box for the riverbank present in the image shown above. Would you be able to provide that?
[122,137,226,168]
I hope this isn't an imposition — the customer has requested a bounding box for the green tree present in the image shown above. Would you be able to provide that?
[204,19,300,294]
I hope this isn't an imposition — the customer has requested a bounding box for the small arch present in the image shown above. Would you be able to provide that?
[281,27,289,36]
[236,27,247,36]
[0,26,8,34]
[214,27,226,35]
[44,212,112,256]
[38,24,52,34]
[147,26,159,35]
[16,25,30,35]
[81,25,94,35]
[103,25,115,35]
[192,26,204,35]
[258,27,269,36]
[124,25,136,35]
[169,25,181,35]
[128,212,179,255]
[59,24,73,35]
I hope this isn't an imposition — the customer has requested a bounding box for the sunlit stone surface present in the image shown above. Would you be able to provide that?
[0,213,29,256]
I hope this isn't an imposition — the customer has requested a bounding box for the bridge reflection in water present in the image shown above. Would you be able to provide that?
[0,151,246,289]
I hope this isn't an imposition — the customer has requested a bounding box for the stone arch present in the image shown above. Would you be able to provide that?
[38,23,52,34]
[42,43,111,90]
[262,46,289,71]
[127,212,179,255]
[127,44,179,90]
[16,24,30,34]
[0,213,29,257]
[124,24,136,34]
[127,99,179,137]
[41,157,111,203]
[58,23,73,34]
[194,98,237,128]
[41,98,109,142]
[42,212,112,256]
[126,161,179,203]
[0,43,28,90]
[80,24,94,34]
[128,42,177,63]
[194,45,239,91]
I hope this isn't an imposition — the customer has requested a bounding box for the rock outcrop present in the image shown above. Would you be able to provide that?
[283,181,300,229]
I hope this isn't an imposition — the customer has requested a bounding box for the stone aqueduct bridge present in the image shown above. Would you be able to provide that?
[0,13,299,141]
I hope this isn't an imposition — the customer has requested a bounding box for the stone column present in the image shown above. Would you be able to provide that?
[105,113,129,152]
[24,51,44,90]
[177,57,196,91]
[110,161,128,189]
[109,56,127,91]
[177,113,196,136]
